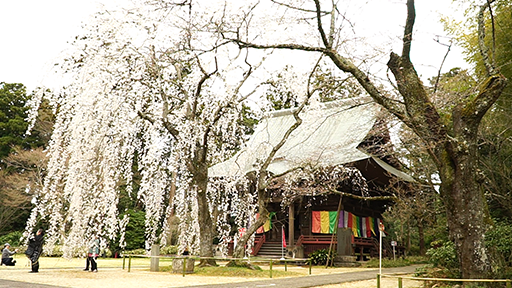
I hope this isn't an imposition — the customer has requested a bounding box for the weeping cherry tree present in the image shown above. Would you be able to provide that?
[26,0,268,261]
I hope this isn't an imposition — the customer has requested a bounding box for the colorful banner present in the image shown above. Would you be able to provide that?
[312,211,338,233]
[352,215,359,237]
[312,210,381,237]
[256,212,276,234]
[366,217,372,237]
[328,211,337,233]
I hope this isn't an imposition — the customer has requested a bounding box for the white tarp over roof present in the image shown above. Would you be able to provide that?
[371,156,415,183]
[209,97,381,177]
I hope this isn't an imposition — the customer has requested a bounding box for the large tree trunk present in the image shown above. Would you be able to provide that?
[435,102,494,279]
[191,149,216,267]
[385,55,499,279]
[196,182,216,266]
[439,156,490,279]
[383,0,507,278]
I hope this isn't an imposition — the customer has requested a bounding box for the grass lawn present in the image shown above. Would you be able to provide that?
[23,256,358,278]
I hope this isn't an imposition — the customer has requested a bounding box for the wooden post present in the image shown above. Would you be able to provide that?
[128,256,132,272]
[269,259,273,278]
[182,257,187,277]
[288,205,294,247]
[123,256,125,270]
[327,196,343,267]
[398,277,402,288]
[150,244,160,272]
[377,274,381,288]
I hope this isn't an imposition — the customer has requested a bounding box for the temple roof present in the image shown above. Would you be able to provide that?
[209,96,414,183]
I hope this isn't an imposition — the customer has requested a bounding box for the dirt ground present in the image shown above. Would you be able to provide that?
[312,278,423,288]
[0,257,422,288]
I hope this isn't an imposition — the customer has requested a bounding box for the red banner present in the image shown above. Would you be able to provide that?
[282,226,287,248]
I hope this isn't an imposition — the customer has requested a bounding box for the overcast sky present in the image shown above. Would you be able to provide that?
[0,0,469,93]
[0,1,106,92]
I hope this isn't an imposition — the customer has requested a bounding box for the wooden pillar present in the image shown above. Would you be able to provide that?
[288,204,294,247]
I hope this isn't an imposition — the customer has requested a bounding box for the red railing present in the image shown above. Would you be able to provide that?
[251,234,266,256]
[294,235,385,258]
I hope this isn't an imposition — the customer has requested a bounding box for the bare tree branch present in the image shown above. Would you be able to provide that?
[478,0,498,76]
[457,0,507,126]
[313,0,330,48]
[233,39,326,53]
[433,37,452,94]
[329,189,397,202]
[271,0,329,14]
[486,0,496,65]
[328,0,336,47]
[402,0,415,63]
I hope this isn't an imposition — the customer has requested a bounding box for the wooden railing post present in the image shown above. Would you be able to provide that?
[182,257,187,277]
[269,259,273,278]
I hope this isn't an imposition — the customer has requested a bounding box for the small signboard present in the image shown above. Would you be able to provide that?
[391,241,397,247]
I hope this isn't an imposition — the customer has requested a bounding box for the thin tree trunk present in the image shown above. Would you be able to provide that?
[418,221,425,256]
[165,171,177,245]
[326,196,343,267]
[232,194,270,260]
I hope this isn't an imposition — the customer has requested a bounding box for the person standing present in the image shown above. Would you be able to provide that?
[1,243,18,266]
[25,228,44,273]
[84,236,100,272]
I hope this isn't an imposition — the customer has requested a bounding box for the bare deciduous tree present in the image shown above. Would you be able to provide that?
[223,0,507,279]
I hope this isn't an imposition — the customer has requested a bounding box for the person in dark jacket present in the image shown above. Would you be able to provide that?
[2,243,18,266]
[25,228,44,273]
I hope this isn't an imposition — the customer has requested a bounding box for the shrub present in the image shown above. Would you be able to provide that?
[160,245,178,255]
[0,231,23,247]
[486,221,512,265]
[122,248,147,256]
[485,221,512,278]
[362,256,428,268]
[425,240,460,278]
[306,249,336,266]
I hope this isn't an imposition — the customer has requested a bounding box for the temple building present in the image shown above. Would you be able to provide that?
[209,96,413,263]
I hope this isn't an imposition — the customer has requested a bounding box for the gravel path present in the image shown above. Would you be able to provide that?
[0,264,422,288]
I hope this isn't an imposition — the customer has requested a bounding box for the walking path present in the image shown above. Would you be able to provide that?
[0,278,66,288]
[185,265,419,288]
[0,265,420,288]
